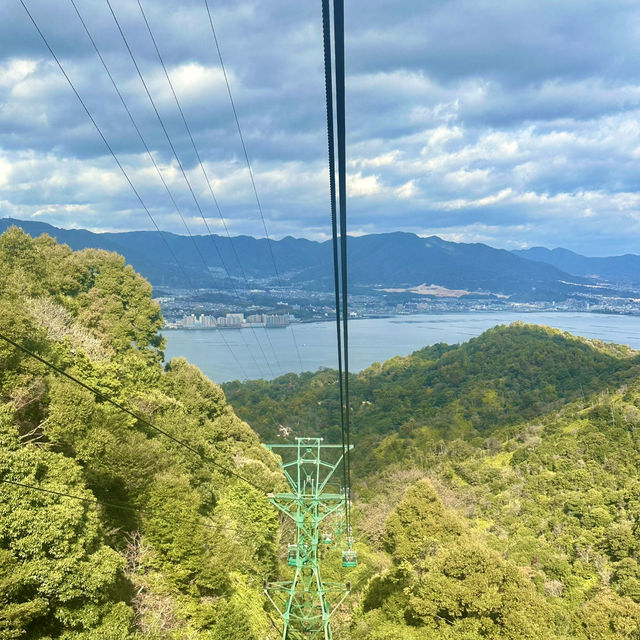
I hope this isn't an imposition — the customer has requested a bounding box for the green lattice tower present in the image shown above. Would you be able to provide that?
[264,438,352,640]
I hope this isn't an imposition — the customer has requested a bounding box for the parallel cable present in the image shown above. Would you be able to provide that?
[334,0,352,530]
[105,0,277,379]
[20,0,249,379]
[0,478,220,530]
[321,0,348,528]
[67,0,259,380]
[203,0,305,373]
[135,0,284,378]
[322,0,352,531]
[0,332,264,491]
[18,0,191,289]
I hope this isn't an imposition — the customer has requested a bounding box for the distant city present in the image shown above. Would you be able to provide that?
[157,284,640,333]
[166,311,297,330]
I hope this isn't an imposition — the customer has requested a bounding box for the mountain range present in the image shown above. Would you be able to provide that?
[6,228,640,638]
[1,217,638,300]
[513,246,640,286]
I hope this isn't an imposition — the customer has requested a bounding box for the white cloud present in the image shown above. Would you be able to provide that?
[0,157,12,187]
[352,150,400,168]
[426,125,463,147]
[396,180,417,199]
[145,62,228,109]
[347,172,382,197]
[0,58,38,88]
[441,188,514,211]
[2,0,640,254]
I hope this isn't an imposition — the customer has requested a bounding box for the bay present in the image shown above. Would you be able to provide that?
[162,312,640,383]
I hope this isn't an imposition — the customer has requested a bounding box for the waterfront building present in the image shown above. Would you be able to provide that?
[264,314,289,328]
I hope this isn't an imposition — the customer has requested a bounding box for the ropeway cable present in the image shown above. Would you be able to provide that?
[0,331,266,492]
[67,0,266,380]
[321,0,352,531]
[17,0,188,288]
[19,0,250,380]
[135,0,285,378]
[203,0,305,374]
[321,0,349,532]
[104,0,277,378]
[333,0,353,535]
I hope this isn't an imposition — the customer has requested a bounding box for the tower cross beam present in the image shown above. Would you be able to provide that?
[264,438,352,640]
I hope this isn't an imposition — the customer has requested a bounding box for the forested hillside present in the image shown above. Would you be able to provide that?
[337,381,640,639]
[4,226,640,639]
[0,228,283,638]
[224,323,640,471]
[226,325,640,639]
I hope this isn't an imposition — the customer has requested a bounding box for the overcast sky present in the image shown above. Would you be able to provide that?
[2,0,640,255]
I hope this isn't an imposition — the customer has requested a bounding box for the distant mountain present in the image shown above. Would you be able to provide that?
[513,246,640,286]
[342,232,589,299]
[0,217,620,300]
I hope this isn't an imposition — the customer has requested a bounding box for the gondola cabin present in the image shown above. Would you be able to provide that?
[342,549,357,567]
[287,544,298,566]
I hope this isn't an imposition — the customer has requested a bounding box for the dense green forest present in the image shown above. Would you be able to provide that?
[3,227,640,638]
[226,323,640,638]
[223,323,640,473]
[0,228,284,638]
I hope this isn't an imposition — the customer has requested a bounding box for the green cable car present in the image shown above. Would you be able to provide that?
[322,533,332,545]
[343,533,356,567]
[342,549,357,567]
[287,544,298,566]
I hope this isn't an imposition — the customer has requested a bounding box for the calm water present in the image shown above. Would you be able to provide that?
[163,312,640,383]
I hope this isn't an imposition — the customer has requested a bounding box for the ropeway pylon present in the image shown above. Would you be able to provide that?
[264,438,353,639]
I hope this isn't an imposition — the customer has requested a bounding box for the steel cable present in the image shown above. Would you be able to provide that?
[203,0,305,374]
[0,332,265,491]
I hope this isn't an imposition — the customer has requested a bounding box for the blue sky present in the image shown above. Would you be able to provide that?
[2,0,640,255]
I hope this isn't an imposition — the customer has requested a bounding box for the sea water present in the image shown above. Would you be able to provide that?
[162,312,640,383]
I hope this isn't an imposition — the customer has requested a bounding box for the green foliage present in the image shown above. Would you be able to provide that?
[384,479,465,562]
[0,424,130,638]
[6,227,640,639]
[348,384,640,638]
[0,229,279,638]
[361,480,557,639]
[224,322,640,474]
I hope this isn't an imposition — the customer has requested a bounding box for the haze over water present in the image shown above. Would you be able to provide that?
[163,312,640,383]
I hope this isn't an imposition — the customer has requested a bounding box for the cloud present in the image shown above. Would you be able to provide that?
[1,0,640,255]
[348,172,382,197]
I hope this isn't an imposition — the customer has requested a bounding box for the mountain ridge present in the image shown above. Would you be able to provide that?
[513,245,640,286]
[0,217,624,301]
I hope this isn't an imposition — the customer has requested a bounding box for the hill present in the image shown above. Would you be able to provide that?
[0,217,614,300]
[224,325,640,639]
[514,246,640,286]
[223,323,640,470]
[0,227,283,638]
[344,380,640,638]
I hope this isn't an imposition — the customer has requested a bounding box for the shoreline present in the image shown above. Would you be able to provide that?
[161,307,640,330]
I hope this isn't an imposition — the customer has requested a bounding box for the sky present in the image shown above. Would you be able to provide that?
[2,0,640,255]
